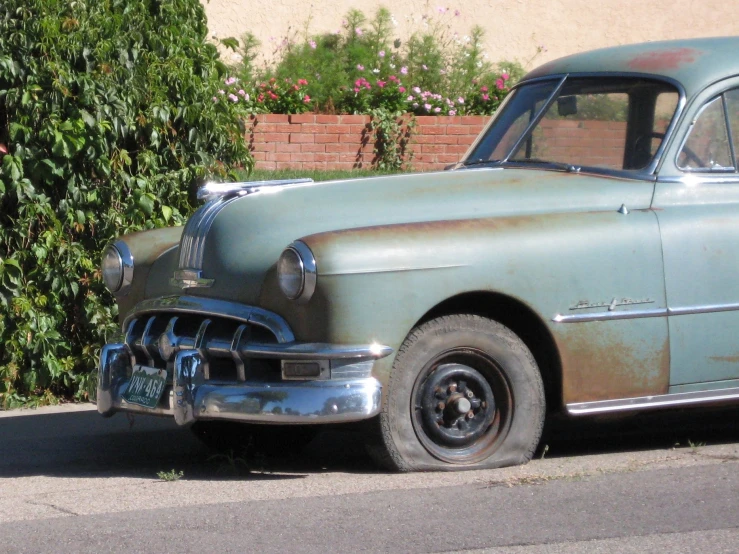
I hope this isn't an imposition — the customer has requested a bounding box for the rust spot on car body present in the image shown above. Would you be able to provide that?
[627,48,701,71]
[557,322,669,404]
[709,355,739,364]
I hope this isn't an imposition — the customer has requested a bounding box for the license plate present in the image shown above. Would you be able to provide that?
[123,365,168,409]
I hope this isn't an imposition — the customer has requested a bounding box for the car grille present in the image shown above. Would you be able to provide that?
[123,312,281,383]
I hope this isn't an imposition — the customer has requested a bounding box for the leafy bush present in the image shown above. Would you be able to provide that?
[225,7,523,116]
[0,0,253,407]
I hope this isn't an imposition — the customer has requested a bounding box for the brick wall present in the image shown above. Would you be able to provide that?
[247,114,631,172]
[247,114,490,172]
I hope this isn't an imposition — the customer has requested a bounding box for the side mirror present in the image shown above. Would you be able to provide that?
[557,96,578,117]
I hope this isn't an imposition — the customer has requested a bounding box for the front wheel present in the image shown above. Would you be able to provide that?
[367,314,545,471]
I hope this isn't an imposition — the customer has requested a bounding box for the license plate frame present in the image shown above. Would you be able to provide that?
[123,365,168,409]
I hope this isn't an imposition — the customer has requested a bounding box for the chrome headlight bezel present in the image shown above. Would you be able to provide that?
[102,240,134,295]
[277,241,316,304]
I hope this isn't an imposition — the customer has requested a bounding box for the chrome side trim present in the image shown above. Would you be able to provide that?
[567,387,739,415]
[553,308,667,323]
[553,302,739,323]
[123,295,295,343]
[197,179,314,202]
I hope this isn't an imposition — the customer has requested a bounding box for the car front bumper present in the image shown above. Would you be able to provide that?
[97,343,384,425]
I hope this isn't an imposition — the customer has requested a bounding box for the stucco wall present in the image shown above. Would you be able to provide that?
[201,0,735,70]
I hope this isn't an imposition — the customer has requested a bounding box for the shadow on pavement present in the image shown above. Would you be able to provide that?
[0,403,737,479]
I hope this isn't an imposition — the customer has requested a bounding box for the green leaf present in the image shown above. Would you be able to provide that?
[220,37,239,51]
[161,205,173,223]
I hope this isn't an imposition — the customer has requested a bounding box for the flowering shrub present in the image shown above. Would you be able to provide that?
[225,7,524,116]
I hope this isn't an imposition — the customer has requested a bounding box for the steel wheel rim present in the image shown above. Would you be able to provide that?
[411,348,513,464]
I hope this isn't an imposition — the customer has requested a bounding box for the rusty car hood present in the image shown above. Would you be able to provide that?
[148,167,655,304]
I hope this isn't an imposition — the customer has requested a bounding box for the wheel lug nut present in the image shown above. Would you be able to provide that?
[467,411,474,419]
[466,390,474,398]
[448,383,457,393]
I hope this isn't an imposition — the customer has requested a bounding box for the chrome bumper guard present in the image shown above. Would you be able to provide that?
[97,343,386,425]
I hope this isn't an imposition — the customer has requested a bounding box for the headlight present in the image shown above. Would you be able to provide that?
[277,241,316,303]
[101,241,134,295]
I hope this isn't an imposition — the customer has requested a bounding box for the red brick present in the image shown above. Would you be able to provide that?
[314,153,337,162]
[339,134,364,144]
[262,132,290,143]
[414,116,440,125]
[263,114,290,123]
[457,135,477,145]
[301,124,326,134]
[251,152,267,161]
[281,143,302,153]
[290,153,315,162]
[269,153,292,162]
[325,143,360,153]
[289,114,315,124]
[256,161,276,170]
[250,142,276,152]
[302,161,328,170]
[315,115,341,124]
[421,144,447,153]
[289,134,315,144]
[301,143,326,152]
[340,115,369,124]
[326,125,351,134]
[447,144,470,154]
[418,125,445,135]
[437,154,460,163]
[315,134,340,144]
[350,124,371,133]
[410,135,435,144]
[326,162,355,170]
[433,135,457,144]
[446,125,471,135]
[461,116,489,126]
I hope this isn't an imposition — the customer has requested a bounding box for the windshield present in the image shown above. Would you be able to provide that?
[465,77,680,172]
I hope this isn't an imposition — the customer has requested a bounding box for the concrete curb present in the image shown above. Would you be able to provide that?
[0,402,97,418]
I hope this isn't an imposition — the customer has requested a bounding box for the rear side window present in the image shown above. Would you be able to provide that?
[678,91,738,172]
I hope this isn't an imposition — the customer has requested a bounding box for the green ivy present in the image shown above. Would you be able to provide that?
[367,108,415,171]
[0,0,253,407]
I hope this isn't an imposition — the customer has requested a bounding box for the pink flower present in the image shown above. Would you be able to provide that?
[424,103,432,111]
[309,40,317,49]
[228,93,238,102]
[354,87,361,93]
[400,66,408,75]
[496,79,505,90]
[379,50,385,57]
[355,28,363,35]
[388,75,398,82]
[224,77,237,85]
[449,109,456,115]
[238,89,246,96]
[480,85,488,93]
[482,93,490,101]
[407,95,414,101]
[422,64,428,70]
[412,102,419,108]
[434,107,441,113]
[399,86,406,93]
[357,64,364,70]
[298,79,308,85]
[377,80,386,88]
[502,72,510,80]
[437,6,447,14]
[412,86,421,94]
[457,97,465,104]
[218,89,225,95]
[303,95,311,102]
[212,96,218,102]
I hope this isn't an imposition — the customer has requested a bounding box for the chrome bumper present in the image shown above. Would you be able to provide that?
[97,344,384,425]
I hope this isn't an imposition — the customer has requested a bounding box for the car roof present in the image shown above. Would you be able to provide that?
[522,37,739,97]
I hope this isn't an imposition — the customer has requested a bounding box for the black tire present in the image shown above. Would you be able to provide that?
[367,314,545,471]
[191,421,317,458]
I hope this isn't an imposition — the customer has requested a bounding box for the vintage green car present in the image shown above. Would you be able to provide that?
[98,37,739,471]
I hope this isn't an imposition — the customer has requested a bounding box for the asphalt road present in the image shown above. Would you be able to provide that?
[0,403,737,553]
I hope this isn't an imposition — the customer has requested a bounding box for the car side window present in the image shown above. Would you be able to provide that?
[678,94,735,171]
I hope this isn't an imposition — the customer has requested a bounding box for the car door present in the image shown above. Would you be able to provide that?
[653,79,739,391]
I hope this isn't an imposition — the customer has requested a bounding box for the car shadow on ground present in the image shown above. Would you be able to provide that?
[0,404,737,480]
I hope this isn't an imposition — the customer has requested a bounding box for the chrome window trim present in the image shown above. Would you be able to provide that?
[553,301,739,323]
[566,386,739,415]
[123,295,295,343]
